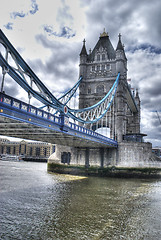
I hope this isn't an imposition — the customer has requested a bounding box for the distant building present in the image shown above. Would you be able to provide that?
[0,138,55,161]
[152,147,161,157]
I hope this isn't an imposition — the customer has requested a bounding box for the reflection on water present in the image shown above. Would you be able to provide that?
[1,160,161,240]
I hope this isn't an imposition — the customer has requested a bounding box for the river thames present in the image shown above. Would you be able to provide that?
[1,160,161,240]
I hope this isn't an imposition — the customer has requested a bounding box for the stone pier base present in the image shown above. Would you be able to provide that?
[117,142,161,168]
[48,142,161,177]
[48,144,117,167]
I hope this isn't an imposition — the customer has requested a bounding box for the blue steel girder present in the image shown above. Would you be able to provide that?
[58,75,83,104]
[0,30,119,124]
[66,73,120,123]
[0,30,63,110]
[40,75,83,111]
[0,92,118,148]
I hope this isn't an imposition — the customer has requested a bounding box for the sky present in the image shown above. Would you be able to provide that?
[0,0,161,147]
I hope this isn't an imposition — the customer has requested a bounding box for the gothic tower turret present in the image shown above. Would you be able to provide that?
[134,89,141,133]
[116,33,127,75]
[115,34,128,142]
[79,39,88,78]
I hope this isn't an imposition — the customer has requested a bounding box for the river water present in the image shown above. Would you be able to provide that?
[1,161,161,240]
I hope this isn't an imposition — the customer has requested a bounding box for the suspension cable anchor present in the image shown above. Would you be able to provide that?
[2,66,9,75]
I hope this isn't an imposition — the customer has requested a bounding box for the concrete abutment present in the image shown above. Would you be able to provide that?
[48,142,161,177]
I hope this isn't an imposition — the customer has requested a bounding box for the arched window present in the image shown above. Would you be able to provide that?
[102,54,105,60]
[96,85,104,94]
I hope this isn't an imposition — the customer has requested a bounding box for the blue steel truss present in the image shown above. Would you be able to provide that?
[0,29,120,124]
[67,73,120,123]
[0,30,63,110]
[0,92,118,147]
[39,75,83,110]
[58,75,83,104]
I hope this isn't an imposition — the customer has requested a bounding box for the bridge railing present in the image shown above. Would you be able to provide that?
[69,121,116,144]
[0,92,117,146]
[0,92,61,124]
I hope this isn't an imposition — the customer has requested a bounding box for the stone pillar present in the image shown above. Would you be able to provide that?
[85,148,90,168]
[115,80,125,142]
[100,148,104,167]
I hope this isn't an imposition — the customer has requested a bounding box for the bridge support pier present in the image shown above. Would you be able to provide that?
[48,144,117,174]
[47,142,161,177]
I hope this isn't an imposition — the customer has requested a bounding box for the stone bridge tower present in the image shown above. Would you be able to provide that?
[49,30,157,173]
[79,30,140,142]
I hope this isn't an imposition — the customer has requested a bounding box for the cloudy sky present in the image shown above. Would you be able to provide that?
[0,0,161,146]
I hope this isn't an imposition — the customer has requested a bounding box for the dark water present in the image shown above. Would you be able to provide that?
[1,161,161,240]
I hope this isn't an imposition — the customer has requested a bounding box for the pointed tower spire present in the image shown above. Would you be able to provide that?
[80,39,87,56]
[116,33,124,51]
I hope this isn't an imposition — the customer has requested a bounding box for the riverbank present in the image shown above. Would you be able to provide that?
[23,158,47,163]
[47,162,161,178]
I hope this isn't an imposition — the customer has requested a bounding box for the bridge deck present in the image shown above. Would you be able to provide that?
[0,93,117,148]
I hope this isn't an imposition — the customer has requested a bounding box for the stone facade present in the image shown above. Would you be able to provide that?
[48,31,161,174]
[79,31,140,142]
[117,142,161,168]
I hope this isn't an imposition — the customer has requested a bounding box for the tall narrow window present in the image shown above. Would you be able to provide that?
[36,147,40,156]
[30,147,32,156]
[13,146,16,155]
[97,55,100,61]
[102,65,105,70]
[106,64,110,71]
[102,54,105,60]
[97,65,100,71]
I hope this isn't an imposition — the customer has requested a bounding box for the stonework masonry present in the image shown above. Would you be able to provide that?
[78,30,140,142]
[48,31,161,175]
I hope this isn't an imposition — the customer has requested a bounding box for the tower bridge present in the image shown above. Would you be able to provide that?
[0,29,160,174]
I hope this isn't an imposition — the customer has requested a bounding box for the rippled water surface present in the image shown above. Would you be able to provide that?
[1,160,161,240]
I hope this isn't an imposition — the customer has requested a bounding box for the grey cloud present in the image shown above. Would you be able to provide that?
[43,25,75,38]
[2,76,21,96]
[83,0,161,48]
[56,2,73,24]
[4,22,13,30]
[9,0,38,22]
[10,11,26,19]
[29,34,81,92]
[60,26,75,38]
[127,44,161,55]
[30,0,39,15]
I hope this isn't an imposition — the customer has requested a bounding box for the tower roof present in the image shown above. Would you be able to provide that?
[88,30,116,61]
[80,39,87,56]
[116,33,124,51]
